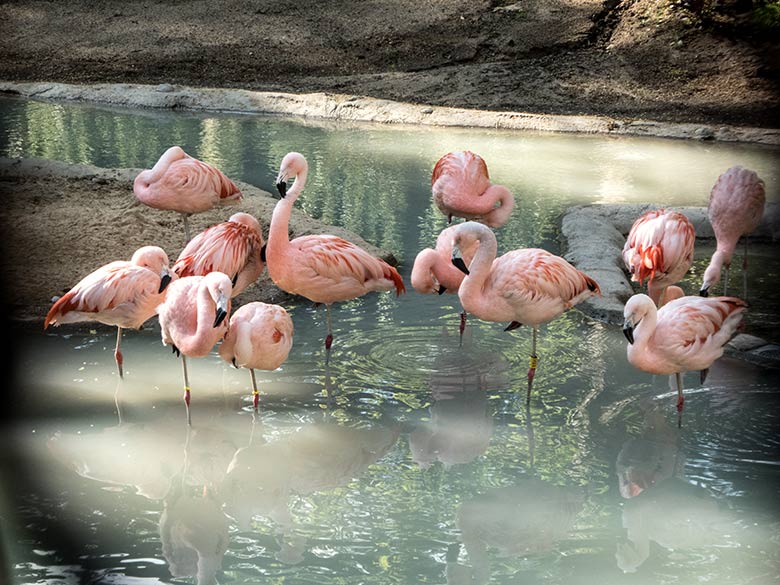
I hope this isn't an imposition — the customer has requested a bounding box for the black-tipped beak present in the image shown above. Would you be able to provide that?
[437,285,447,295]
[214,307,228,328]
[452,256,469,275]
[276,180,287,198]
[158,273,172,294]
[260,244,267,263]
[699,286,709,297]
[622,320,635,344]
[232,358,238,368]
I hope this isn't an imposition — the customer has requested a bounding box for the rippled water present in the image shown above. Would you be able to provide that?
[1,97,779,584]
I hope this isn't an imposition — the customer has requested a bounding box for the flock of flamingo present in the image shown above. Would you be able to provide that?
[43,146,766,424]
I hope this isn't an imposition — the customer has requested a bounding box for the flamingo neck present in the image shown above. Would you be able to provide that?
[482,185,515,227]
[195,280,215,339]
[458,230,498,313]
[267,167,307,279]
[139,146,184,186]
[702,250,727,291]
[630,303,657,357]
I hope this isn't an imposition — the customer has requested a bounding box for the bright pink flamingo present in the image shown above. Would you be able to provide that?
[622,293,746,414]
[411,224,479,339]
[450,221,601,400]
[218,302,294,410]
[134,146,243,242]
[173,212,265,297]
[156,271,233,425]
[700,165,766,298]
[622,209,696,306]
[45,245,174,378]
[431,151,515,227]
[267,152,406,360]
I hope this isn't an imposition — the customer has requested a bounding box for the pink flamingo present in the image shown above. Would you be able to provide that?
[450,221,601,400]
[700,165,766,298]
[622,293,746,413]
[267,152,406,359]
[622,209,696,306]
[218,302,294,410]
[431,151,515,227]
[173,212,265,297]
[411,224,479,339]
[156,271,233,425]
[44,245,174,378]
[133,146,243,242]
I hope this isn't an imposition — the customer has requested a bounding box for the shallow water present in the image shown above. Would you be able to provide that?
[1,97,779,585]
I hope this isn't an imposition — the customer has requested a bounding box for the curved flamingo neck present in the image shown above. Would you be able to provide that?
[458,227,498,313]
[140,146,185,185]
[195,280,215,340]
[631,301,657,355]
[482,185,515,227]
[267,164,308,279]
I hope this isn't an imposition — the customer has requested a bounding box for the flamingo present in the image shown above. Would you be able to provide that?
[267,152,406,360]
[44,245,174,378]
[411,224,479,339]
[622,209,695,306]
[133,146,243,242]
[431,151,515,227]
[156,271,233,425]
[622,293,746,414]
[173,212,265,297]
[218,302,294,410]
[450,221,601,400]
[700,165,766,299]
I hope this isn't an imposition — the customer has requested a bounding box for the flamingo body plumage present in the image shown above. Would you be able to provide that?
[267,152,405,354]
[701,166,766,296]
[431,151,515,228]
[45,245,175,377]
[133,146,242,240]
[622,209,696,306]
[156,271,233,424]
[173,212,265,298]
[622,293,746,410]
[218,302,294,409]
[451,221,600,398]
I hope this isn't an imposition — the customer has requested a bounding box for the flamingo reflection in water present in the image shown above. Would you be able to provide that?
[447,480,584,585]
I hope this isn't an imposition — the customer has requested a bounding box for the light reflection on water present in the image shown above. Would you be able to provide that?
[1,97,780,584]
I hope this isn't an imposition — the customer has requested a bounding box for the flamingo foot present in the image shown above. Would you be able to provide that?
[114,349,124,379]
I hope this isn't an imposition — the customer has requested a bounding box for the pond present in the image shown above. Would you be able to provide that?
[1,97,779,585]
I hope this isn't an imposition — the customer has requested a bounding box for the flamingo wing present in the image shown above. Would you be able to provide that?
[174,221,262,282]
[45,262,163,328]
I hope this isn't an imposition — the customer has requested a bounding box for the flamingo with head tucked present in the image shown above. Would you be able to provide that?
[700,165,766,299]
[411,224,480,339]
[45,245,175,378]
[622,293,746,414]
[134,146,243,242]
[266,152,405,361]
[622,209,695,306]
[156,271,233,425]
[173,212,265,298]
[432,151,515,228]
[219,302,294,411]
[450,221,600,400]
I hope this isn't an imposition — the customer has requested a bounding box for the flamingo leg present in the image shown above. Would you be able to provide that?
[723,264,730,296]
[181,355,192,426]
[526,327,539,403]
[114,326,124,378]
[250,368,259,411]
[743,235,749,301]
[325,304,334,363]
[181,212,192,243]
[675,371,684,412]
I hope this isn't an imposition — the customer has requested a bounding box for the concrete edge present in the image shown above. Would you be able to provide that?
[1,81,779,145]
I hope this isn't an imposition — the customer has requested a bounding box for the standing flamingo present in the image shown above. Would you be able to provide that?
[450,221,600,400]
[700,165,766,299]
[622,293,746,414]
[411,224,480,339]
[267,152,406,360]
[622,209,696,306]
[156,271,233,425]
[44,245,174,378]
[219,302,293,410]
[133,146,243,242]
[431,151,515,227]
[173,212,265,297]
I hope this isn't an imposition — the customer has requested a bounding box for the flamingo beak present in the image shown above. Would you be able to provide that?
[437,285,447,295]
[451,246,469,275]
[276,179,288,198]
[699,285,709,297]
[214,294,229,328]
[622,318,635,344]
[260,244,267,263]
[158,271,173,294]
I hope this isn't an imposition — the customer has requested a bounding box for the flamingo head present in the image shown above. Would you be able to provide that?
[622,294,654,345]
[205,272,233,328]
[275,152,307,199]
[131,245,175,293]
